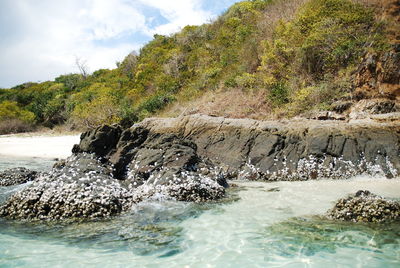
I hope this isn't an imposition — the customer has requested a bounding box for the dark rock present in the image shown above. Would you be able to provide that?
[75,123,228,189]
[139,115,400,180]
[0,167,39,186]
[73,124,122,157]
[108,126,150,179]
[121,133,229,201]
[355,190,372,197]
[125,133,200,187]
[327,191,400,223]
[52,159,66,170]
[71,115,400,180]
[266,187,280,192]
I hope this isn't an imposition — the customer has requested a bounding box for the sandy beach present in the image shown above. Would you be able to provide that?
[0,134,80,159]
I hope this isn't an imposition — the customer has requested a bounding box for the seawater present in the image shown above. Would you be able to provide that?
[0,158,399,268]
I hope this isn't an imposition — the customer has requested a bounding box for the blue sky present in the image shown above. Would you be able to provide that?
[0,0,242,88]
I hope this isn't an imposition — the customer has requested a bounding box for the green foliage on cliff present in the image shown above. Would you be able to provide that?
[0,0,389,131]
[259,0,386,115]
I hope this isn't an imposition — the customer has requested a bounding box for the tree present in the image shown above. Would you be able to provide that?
[75,56,89,78]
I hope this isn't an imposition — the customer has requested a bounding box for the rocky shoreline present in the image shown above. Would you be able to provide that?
[137,114,400,180]
[0,114,399,221]
[328,190,400,223]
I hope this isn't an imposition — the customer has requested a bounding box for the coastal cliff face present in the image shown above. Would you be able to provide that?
[75,114,400,180]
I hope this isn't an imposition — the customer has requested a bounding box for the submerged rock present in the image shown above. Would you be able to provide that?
[327,190,400,223]
[0,167,39,187]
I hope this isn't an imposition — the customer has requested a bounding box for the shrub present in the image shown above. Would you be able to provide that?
[155,75,181,94]
[71,95,121,128]
[139,94,176,114]
[257,0,387,115]
[118,99,139,128]
[204,67,222,79]
[261,0,385,79]
[0,0,390,127]
[269,82,289,106]
[235,73,258,89]
[0,101,36,134]
[43,95,67,126]
[0,101,35,123]
[54,74,82,92]
[224,76,238,88]
[287,75,352,116]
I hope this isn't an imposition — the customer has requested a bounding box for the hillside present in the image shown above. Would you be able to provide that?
[0,0,398,134]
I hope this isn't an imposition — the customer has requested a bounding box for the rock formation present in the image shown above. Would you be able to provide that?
[327,190,400,223]
[0,122,228,220]
[0,167,39,187]
[1,114,399,220]
[115,114,399,180]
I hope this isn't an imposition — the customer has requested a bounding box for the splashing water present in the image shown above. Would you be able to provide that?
[0,157,399,267]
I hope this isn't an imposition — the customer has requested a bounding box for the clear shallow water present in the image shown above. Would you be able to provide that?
[0,155,57,172]
[0,157,399,268]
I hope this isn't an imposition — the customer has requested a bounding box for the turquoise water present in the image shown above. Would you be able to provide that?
[0,158,399,267]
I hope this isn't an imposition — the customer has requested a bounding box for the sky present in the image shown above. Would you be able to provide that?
[0,0,242,88]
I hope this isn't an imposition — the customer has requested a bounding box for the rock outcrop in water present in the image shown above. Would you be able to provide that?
[78,114,398,181]
[0,128,226,220]
[1,114,399,221]
[0,167,39,187]
[0,154,129,220]
[328,190,400,223]
[149,115,399,180]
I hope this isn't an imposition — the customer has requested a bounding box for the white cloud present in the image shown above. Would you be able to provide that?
[139,0,213,35]
[80,0,147,40]
[0,0,236,88]
[0,0,147,87]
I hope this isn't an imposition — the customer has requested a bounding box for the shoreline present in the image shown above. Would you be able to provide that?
[0,129,81,138]
[0,134,80,159]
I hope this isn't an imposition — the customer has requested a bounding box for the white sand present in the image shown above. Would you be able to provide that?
[0,134,80,159]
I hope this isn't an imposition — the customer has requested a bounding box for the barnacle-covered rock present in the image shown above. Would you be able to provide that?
[0,154,132,220]
[0,150,226,221]
[327,190,400,223]
[129,173,225,204]
[0,167,39,186]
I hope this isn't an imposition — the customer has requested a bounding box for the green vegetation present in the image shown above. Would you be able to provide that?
[0,100,36,134]
[0,0,390,133]
[258,0,387,115]
[0,100,35,123]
